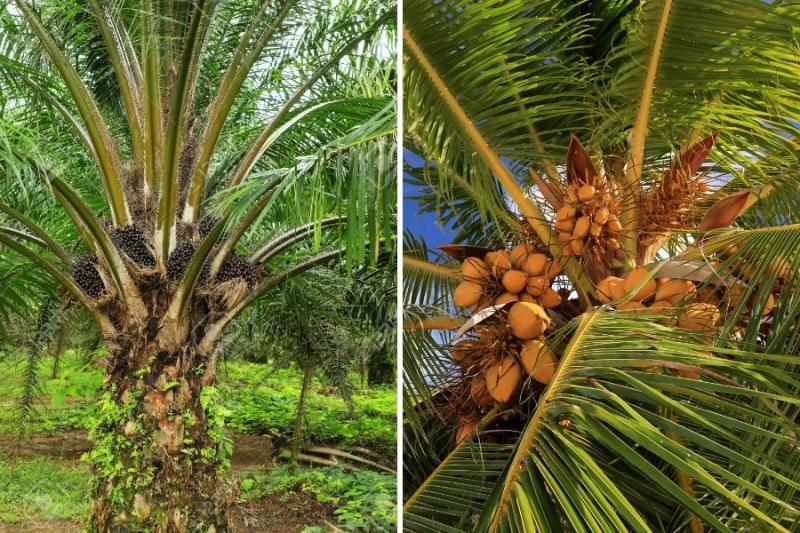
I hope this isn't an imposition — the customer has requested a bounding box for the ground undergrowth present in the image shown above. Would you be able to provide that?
[0,349,396,532]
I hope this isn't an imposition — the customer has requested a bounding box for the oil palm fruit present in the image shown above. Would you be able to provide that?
[520,339,557,384]
[198,216,218,238]
[72,254,105,298]
[508,302,550,339]
[166,242,196,281]
[217,253,257,288]
[484,356,521,403]
[454,281,483,307]
[110,225,155,267]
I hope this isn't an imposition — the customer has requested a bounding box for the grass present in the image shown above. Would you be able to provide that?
[0,457,90,523]
[0,348,397,530]
[0,350,396,454]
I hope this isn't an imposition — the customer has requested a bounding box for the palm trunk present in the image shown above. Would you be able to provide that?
[51,322,68,379]
[86,340,233,532]
[290,365,314,452]
[367,350,394,385]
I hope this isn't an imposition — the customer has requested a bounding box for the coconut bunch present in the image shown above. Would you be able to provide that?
[597,267,721,334]
[451,301,558,407]
[552,137,624,270]
[555,179,623,262]
[453,244,564,314]
[638,133,718,251]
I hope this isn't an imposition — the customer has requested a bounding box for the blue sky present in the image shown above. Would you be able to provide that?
[403,149,456,259]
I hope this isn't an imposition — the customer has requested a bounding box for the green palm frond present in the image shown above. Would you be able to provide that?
[407,311,800,532]
[405,1,800,529]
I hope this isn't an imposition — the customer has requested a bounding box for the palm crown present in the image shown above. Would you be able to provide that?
[403,0,800,531]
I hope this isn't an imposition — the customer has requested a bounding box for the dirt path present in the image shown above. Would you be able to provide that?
[0,431,336,532]
[0,431,272,470]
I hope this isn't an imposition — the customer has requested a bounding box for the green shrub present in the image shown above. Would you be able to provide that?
[239,463,396,532]
[220,361,396,452]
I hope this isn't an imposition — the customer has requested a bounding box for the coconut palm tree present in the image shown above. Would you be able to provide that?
[0,0,395,529]
[403,0,800,531]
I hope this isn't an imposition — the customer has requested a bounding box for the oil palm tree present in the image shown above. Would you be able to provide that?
[403,0,800,531]
[0,0,395,529]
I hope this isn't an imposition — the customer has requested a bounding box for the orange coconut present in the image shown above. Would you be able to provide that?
[555,219,575,233]
[522,253,548,276]
[470,376,494,406]
[455,420,478,444]
[617,301,648,313]
[508,302,550,339]
[520,339,557,385]
[526,276,548,297]
[597,276,623,304]
[667,281,696,305]
[606,215,622,233]
[594,206,610,225]
[655,279,692,302]
[510,243,537,267]
[462,257,491,281]
[577,184,596,201]
[556,205,576,221]
[624,267,657,301]
[485,250,513,278]
[484,356,522,403]
[678,303,720,334]
[544,261,562,278]
[540,288,562,309]
[502,270,528,293]
[454,282,483,308]
[573,216,591,239]
[495,292,519,306]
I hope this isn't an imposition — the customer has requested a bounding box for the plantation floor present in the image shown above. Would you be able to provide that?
[0,350,397,531]
[0,431,337,532]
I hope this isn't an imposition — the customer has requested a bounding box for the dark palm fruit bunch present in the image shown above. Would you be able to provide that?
[110,224,155,267]
[217,253,257,288]
[166,242,197,281]
[72,254,105,298]
[198,216,219,238]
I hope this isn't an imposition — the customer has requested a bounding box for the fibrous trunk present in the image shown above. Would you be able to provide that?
[86,340,233,532]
